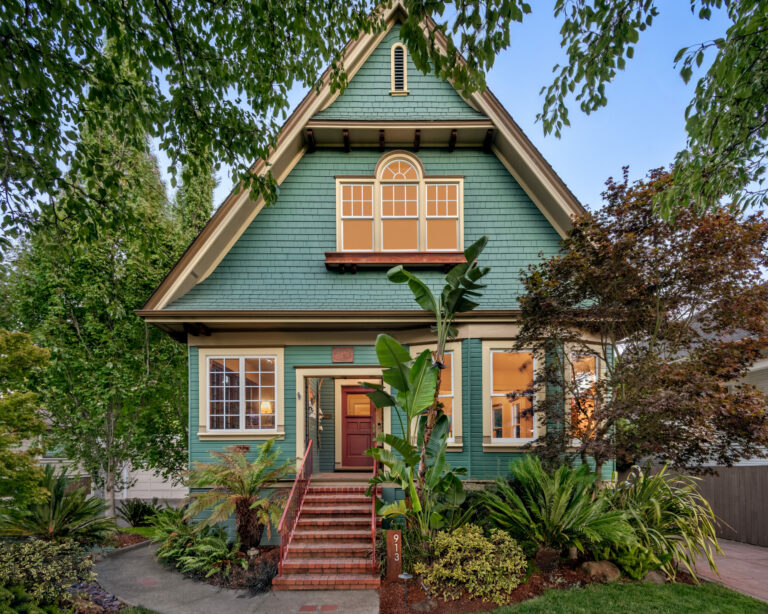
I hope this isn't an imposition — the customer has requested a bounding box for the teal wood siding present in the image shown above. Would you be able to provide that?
[189,345,378,471]
[313,25,485,121]
[168,147,562,311]
[317,378,335,472]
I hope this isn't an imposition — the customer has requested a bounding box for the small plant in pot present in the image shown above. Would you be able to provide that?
[478,455,634,572]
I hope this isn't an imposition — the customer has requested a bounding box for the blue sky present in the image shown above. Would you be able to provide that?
[161,4,731,213]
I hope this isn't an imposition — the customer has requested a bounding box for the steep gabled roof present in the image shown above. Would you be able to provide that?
[142,3,585,312]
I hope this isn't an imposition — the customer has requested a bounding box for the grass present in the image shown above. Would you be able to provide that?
[493,582,768,614]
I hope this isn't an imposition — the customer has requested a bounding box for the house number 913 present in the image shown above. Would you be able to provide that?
[386,529,402,579]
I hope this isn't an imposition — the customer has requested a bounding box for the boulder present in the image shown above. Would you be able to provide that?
[642,570,666,584]
[581,560,621,583]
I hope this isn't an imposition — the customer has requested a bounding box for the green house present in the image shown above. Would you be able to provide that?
[140,3,591,589]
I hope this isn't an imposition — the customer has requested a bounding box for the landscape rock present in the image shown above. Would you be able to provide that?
[642,570,666,584]
[580,560,621,583]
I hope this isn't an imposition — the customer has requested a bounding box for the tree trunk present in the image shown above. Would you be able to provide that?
[104,468,116,518]
[235,498,264,550]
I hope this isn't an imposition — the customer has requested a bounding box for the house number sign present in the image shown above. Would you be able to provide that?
[386,529,402,580]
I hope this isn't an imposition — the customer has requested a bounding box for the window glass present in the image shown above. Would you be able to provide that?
[571,354,597,438]
[490,351,534,440]
[381,183,418,250]
[426,184,459,250]
[439,351,454,439]
[208,356,277,431]
[380,160,418,180]
[341,183,374,251]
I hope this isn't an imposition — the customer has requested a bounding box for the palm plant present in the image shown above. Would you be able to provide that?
[478,455,634,570]
[185,439,293,550]
[0,465,114,543]
[606,463,721,580]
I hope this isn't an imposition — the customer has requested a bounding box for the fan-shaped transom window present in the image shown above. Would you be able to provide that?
[336,152,463,253]
[390,43,408,95]
[380,159,418,181]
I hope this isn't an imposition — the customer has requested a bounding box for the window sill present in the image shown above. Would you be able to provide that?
[389,90,410,96]
[483,442,535,452]
[197,431,285,441]
[325,251,467,272]
[446,444,463,453]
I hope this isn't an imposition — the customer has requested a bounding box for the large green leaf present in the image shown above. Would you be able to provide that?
[361,382,397,409]
[374,334,412,392]
[387,266,439,314]
[370,433,419,467]
[405,349,438,420]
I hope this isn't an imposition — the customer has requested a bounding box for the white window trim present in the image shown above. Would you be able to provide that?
[335,151,464,253]
[425,182,461,252]
[482,340,544,450]
[197,347,285,440]
[410,341,463,450]
[390,42,409,95]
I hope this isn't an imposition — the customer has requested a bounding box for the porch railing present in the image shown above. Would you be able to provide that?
[370,456,378,573]
[277,439,313,574]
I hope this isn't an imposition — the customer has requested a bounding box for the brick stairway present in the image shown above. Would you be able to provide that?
[272,485,380,590]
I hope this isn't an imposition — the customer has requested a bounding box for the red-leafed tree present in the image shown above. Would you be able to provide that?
[516,168,768,476]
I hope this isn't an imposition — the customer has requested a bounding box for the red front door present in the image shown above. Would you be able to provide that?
[341,387,374,468]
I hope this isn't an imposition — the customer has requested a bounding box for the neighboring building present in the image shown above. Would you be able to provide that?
[139,3,595,588]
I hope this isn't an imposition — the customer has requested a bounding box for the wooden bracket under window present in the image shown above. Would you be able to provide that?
[413,129,421,152]
[342,129,351,152]
[325,251,468,271]
[379,130,385,152]
[448,129,457,152]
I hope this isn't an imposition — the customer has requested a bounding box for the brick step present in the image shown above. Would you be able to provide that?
[292,528,369,542]
[297,516,369,528]
[301,505,370,515]
[272,573,380,590]
[288,542,371,558]
[303,495,370,505]
[281,557,372,573]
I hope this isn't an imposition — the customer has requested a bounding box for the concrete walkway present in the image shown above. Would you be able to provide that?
[695,539,768,603]
[95,543,379,614]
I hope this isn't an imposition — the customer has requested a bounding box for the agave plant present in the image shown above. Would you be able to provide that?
[0,465,114,543]
[478,455,634,568]
[606,463,721,581]
[185,439,293,550]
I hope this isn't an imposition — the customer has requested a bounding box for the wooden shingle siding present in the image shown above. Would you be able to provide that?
[318,377,335,472]
[313,25,485,121]
[168,148,561,311]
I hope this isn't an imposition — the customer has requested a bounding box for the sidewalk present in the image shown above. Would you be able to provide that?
[695,539,768,603]
[95,543,379,614]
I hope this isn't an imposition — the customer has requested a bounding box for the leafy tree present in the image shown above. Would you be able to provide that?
[185,441,293,550]
[6,121,191,516]
[1,1,763,248]
[173,152,217,240]
[516,168,768,476]
[0,329,49,505]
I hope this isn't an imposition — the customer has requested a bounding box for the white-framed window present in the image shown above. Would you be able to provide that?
[390,43,408,95]
[570,353,598,440]
[208,356,278,432]
[340,183,374,251]
[336,151,463,253]
[489,350,535,442]
[409,342,463,447]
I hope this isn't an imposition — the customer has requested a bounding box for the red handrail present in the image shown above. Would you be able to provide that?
[277,439,313,574]
[371,456,378,573]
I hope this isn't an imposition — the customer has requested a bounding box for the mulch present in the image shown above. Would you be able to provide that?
[112,532,148,548]
[379,560,594,614]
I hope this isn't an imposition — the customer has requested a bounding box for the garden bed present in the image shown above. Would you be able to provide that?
[184,545,279,593]
[112,531,148,549]
[379,560,594,614]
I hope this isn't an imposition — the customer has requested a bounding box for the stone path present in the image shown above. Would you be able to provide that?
[95,542,379,614]
[695,538,768,603]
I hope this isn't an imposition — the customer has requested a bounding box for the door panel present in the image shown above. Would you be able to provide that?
[341,387,374,468]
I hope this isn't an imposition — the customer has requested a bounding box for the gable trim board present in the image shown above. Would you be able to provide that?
[141,3,584,313]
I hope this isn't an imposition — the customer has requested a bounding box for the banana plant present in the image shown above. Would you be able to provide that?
[386,235,490,484]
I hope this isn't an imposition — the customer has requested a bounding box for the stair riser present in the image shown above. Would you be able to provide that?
[301,507,370,516]
[297,520,369,529]
[288,547,370,558]
[283,564,373,573]
[272,579,380,590]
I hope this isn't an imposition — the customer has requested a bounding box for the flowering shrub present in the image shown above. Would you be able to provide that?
[414,524,527,605]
